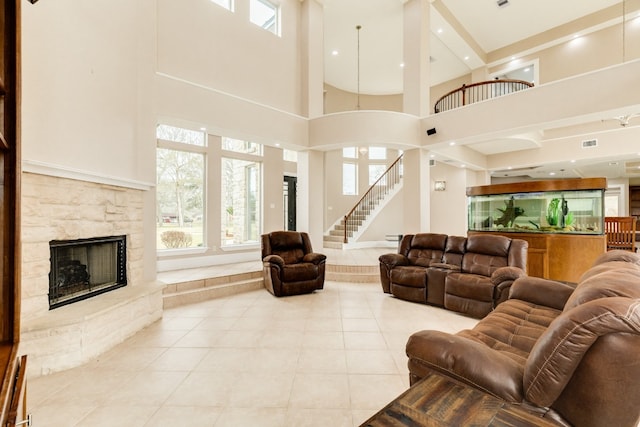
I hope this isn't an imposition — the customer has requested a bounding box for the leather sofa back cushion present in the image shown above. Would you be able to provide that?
[466,235,511,257]
[564,262,640,310]
[462,235,511,276]
[269,233,305,264]
[405,233,447,267]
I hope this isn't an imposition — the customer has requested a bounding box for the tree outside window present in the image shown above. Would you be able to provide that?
[156,125,205,250]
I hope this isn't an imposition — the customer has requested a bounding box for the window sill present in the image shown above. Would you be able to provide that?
[157,247,209,257]
[220,243,260,252]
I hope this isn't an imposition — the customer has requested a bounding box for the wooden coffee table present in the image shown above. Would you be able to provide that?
[360,372,564,427]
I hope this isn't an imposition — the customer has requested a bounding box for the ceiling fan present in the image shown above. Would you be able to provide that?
[604,113,640,127]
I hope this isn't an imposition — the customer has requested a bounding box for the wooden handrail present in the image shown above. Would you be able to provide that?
[343,154,403,243]
[434,79,534,113]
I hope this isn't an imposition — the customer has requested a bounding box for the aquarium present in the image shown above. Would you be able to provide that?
[467,188,604,234]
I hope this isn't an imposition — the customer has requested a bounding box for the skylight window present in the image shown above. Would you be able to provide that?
[250,0,280,36]
[210,0,233,11]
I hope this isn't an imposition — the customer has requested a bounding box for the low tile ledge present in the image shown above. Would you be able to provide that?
[20,282,165,377]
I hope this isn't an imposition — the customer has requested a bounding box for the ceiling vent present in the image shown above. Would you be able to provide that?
[581,139,598,148]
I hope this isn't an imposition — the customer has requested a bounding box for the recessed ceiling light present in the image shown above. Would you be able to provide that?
[524,68,530,72]
[437,28,443,34]
[464,56,470,61]
[331,50,339,56]
[430,154,435,158]
[449,142,456,146]
[200,127,206,131]
[400,63,405,68]
[570,159,576,163]
[549,172,556,176]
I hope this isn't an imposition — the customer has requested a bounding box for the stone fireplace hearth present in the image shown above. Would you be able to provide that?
[20,172,162,377]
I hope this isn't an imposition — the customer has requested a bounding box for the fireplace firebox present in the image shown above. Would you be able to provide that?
[49,235,127,309]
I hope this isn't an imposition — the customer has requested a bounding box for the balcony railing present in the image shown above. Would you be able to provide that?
[434,79,534,113]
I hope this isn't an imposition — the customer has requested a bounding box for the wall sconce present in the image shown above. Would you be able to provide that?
[434,180,446,191]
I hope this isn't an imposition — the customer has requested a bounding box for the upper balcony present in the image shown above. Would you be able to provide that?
[434,79,534,114]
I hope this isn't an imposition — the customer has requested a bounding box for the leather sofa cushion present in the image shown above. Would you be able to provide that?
[462,253,509,276]
[269,232,306,264]
[466,234,511,257]
[446,273,494,302]
[281,263,319,282]
[404,233,447,267]
[391,266,428,288]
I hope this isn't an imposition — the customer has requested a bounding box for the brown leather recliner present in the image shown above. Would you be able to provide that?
[406,250,640,427]
[261,231,326,297]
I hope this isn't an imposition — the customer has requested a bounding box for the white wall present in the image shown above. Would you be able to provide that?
[157,0,302,115]
[21,0,156,186]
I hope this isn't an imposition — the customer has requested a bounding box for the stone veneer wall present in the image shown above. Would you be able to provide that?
[20,173,163,376]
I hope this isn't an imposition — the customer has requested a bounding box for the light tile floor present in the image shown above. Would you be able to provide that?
[29,249,479,427]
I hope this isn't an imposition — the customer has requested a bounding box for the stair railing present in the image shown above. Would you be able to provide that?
[343,154,403,243]
[434,79,534,113]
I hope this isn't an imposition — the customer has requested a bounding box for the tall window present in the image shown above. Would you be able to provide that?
[343,163,357,195]
[156,125,205,250]
[250,0,280,36]
[221,138,263,246]
[369,164,387,185]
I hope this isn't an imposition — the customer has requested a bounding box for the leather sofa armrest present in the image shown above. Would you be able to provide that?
[263,254,285,267]
[509,276,576,310]
[491,266,526,285]
[303,252,327,264]
[430,262,461,271]
[379,253,409,268]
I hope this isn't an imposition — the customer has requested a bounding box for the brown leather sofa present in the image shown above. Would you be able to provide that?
[379,233,528,318]
[261,231,326,297]
[406,250,640,427]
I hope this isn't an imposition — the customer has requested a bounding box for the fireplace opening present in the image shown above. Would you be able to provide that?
[49,235,127,309]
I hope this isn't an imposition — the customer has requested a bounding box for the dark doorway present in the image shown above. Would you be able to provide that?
[283,176,297,231]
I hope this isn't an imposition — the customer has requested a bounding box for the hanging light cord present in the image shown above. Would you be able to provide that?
[356,25,361,110]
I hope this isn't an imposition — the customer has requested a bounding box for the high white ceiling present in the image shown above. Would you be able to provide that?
[323,0,622,93]
[322,0,640,181]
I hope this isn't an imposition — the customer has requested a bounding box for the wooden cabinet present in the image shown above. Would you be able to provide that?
[0,1,28,425]
[630,186,640,229]
[470,231,605,283]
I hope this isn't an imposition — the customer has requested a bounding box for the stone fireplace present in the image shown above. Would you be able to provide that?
[20,171,163,377]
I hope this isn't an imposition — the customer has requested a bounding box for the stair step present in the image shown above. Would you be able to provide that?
[326,264,379,283]
[323,241,343,249]
[163,274,264,308]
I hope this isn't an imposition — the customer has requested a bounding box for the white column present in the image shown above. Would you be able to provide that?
[297,150,325,251]
[403,0,430,116]
[300,0,324,118]
[402,148,431,233]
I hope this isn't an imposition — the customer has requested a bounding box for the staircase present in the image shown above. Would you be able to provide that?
[324,154,403,249]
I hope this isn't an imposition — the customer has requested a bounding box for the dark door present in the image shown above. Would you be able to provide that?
[283,176,297,231]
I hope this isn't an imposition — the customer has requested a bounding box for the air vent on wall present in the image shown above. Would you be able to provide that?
[429,159,436,167]
[582,139,598,148]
